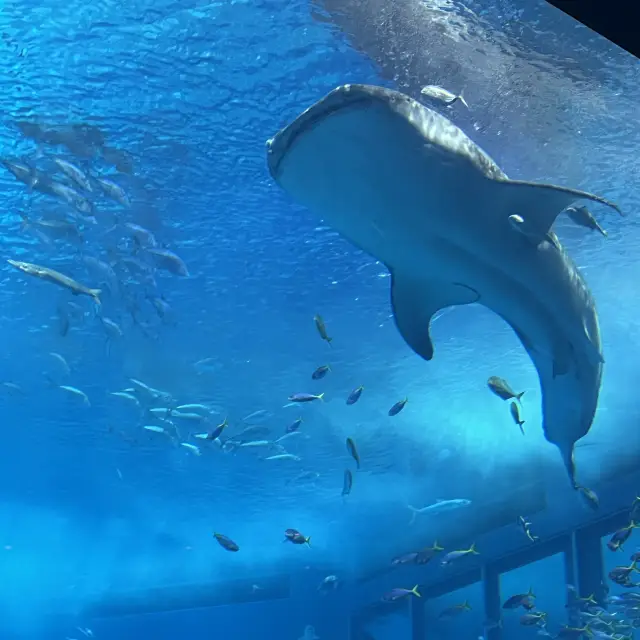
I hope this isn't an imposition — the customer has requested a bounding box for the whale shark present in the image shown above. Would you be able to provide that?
[266,84,621,495]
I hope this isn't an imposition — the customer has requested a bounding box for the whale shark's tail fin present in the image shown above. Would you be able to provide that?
[497,178,621,246]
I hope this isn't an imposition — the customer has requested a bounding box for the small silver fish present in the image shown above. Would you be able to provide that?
[576,485,599,510]
[264,453,300,461]
[487,376,524,402]
[97,177,130,207]
[110,391,140,405]
[147,248,189,277]
[59,385,90,406]
[420,85,469,108]
[180,442,201,455]
[49,352,70,376]
[53,158,93,192]
[143,425,165,434]
[176,403,211,414]
[342,469,353,496]
[124,223,156,248]
[240,440,272,448]
[100,317,123,339]
[171,411,208,422]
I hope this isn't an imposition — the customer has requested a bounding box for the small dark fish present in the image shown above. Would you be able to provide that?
[207,418,228,441]
[438,600,471,619]
[314,314,332,345]
[631,551,640,563]
[284,528,301,540]
[565,206,608,237]
[284,528,311,546]
[57,302,71,337]
[487,376,525,402]
[288,392,324,403]
[346,386,364,405]
[441,543,479,566]
[510,401,525,434]
[568,592,597,608]
[415,541,445,565]
[346,437,360,469]
[213,532,239,552]
[286,418,303,434]
[388,398,408,416]
[609,561,637,583]
[391,552,418,566]
[382,585,420,602]
[286,471,320,486]
[577,485,599,511]
[8,259,101,303]
[607,522,637,552]
[503,587,535,610]
[342,469,353,496]
[101,146,134,173]
[312,365,331,380]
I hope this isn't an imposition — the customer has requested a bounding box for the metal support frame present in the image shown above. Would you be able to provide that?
[410,593,426,640]
[482,565,502,640]
[574,527,607,604]
[357,508,630,640]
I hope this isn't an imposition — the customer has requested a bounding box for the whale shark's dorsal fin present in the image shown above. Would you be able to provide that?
[498,178,621,246]
[390,271,480,361]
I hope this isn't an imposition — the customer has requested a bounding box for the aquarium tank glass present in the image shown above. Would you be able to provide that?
[0,0,638,639]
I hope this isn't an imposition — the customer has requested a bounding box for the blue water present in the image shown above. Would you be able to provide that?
[0,0,639,638]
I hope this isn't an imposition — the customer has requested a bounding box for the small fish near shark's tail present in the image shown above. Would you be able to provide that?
[496,178,622,247]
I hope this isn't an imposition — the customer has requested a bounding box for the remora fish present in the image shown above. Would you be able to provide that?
[265,83,621,493]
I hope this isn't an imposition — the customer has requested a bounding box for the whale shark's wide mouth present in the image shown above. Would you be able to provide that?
[266,84,408,180]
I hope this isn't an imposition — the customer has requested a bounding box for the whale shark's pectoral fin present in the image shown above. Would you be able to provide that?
[500,179,621,245]
[389,271,479,361]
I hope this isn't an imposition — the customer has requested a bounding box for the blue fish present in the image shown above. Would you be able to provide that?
[286,418,303,433]
[288,392,324,403]
[342,469,353,496]
[207,417,228,441]
[312,365,331,380]
[213,532,239,552]
[346,437,360,469]
[346,386,364,405]
[388,398,408,416]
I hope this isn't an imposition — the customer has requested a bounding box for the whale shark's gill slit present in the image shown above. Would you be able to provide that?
[389,271,480,362]
[452,282,480,303]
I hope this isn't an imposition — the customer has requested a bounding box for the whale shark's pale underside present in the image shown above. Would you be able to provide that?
[266,84,621,495]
